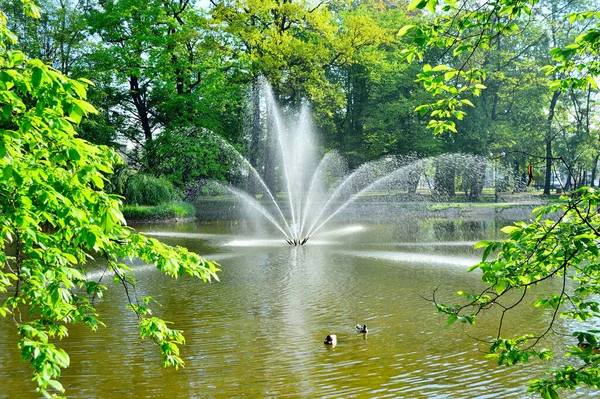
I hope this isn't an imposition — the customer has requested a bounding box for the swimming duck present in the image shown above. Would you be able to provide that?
[578,342,600,354]
[324,334,337,346]
[355,324,368,333]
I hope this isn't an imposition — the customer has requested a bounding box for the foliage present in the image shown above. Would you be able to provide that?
[154,127,235,187]
[398,0,599,137]
[327,2,439,165]
[403,1,600,394]
[434,187,600,397]
[85,0,245,170]
[123,173,177,206]
[0,11,218,399]
[210,0,394,169]
[122,202,195,221]
[210,0,347,107]
[5,0,599,194]
[398,0,536,134]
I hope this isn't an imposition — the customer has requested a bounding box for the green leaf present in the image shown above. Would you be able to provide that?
[31,67,43,88]
[69,104,83,124]
[495,279,507,294]
[91,174,104,189]
[78,77,94,85]
[482,245,493,262]
[431,64,451,72]
[408,0,427,11]
[13,170,23,186]
[474,240,490,249]
[46,379,64,392]
[70,80,87,99]
[398,24,416,37]
[446,314,458,327]
[3,165,12,180]
[2,104,12,119]
[67,148,81,161]
[500,225,519,234]
[427,0,437,13]
[586,75,598,91]
[63,253,78,264]
[73,99,97,114]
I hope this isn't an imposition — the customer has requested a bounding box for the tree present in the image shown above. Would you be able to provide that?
[327,1,439,165]
[0,0,89,75]
[0,0,120,148]
[86,0,244,170]
[210,0,391,186]
[399,0,600,396]
[0,6,218,398]
[399,0,597,195]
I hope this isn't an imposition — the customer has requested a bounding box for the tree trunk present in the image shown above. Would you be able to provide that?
[129,75,155,169]
[591,154,599,187]
[544,90,560,195]
[344,64,368,166]
[513,160,526,192]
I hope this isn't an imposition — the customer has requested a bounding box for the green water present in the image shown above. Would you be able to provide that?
[0,217,582,398]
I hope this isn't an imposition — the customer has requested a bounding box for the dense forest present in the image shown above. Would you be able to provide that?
[4,0,597,198]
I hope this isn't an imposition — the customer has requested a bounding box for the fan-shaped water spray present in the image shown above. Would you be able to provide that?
[202,83,490,246]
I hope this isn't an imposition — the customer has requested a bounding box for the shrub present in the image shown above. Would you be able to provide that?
[123,173,177,206]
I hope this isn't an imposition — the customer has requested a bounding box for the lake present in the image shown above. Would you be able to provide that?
[0,211,587,398]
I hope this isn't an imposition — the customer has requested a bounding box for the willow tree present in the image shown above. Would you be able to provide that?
[399,0,600,397]
[0,4,218,398]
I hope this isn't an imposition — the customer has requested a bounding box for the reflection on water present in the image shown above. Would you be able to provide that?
[0,216,583,398]
[335,250,479,267]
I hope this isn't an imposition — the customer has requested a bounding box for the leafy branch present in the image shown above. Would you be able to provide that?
[430,187,600,397]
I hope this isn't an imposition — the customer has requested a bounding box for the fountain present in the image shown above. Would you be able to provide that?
[199,83,492,246]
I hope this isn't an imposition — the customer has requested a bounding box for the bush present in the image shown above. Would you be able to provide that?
[184,179,229,200]
[123,173,177,206]
[154,127,236,187]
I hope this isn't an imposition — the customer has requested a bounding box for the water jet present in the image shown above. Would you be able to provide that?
[204,83,490,246]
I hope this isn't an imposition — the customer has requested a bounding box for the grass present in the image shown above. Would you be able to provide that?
[122,202,196,221]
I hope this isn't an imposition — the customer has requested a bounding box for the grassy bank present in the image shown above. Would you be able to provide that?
[122,202,196,222]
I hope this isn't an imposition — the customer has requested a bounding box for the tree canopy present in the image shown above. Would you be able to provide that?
[0,5,218,397]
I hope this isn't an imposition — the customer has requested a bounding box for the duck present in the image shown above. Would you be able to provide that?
[355,324,368,333]
[324,334,337,346]
[577,342,600,354]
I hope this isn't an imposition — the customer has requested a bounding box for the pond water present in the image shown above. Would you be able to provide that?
[0,215,590,398]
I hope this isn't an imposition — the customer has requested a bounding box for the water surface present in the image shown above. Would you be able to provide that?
[0,217,585,398]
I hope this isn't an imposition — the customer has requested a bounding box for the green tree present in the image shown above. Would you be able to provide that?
[400,0,600,396]
[327,1,438,165]
[86,0,244,170]
[210,0,391,186]
[400,0,599,193]
[0,0,119,148]
[0,6,218,398]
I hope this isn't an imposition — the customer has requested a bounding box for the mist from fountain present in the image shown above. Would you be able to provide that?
[201,83,491,246]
